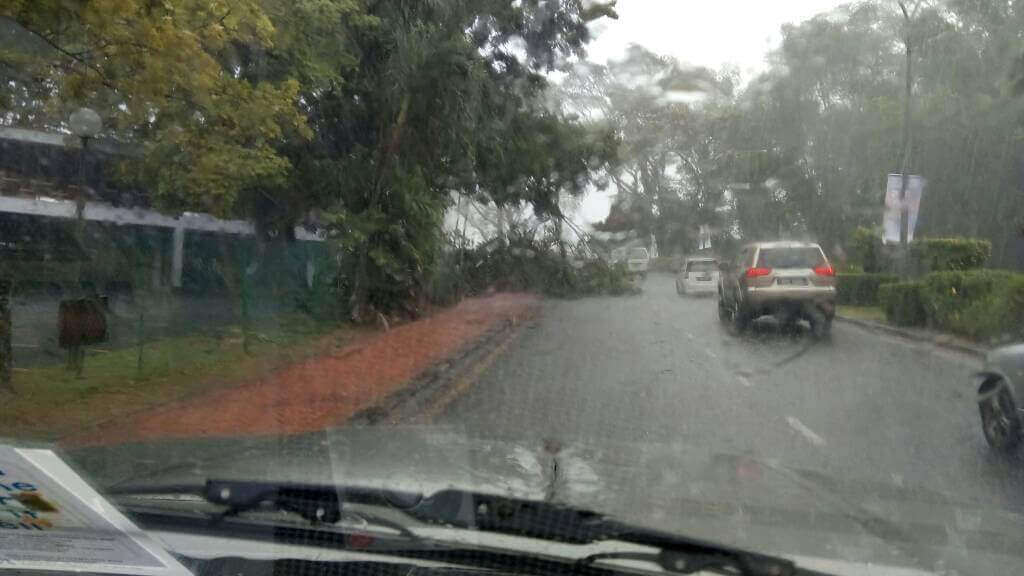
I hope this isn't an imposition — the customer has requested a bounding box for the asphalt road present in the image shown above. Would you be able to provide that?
[436,273,1024,515]
[67,273,1024,573]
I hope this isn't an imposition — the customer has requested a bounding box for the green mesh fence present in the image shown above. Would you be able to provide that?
[1,213,347,366]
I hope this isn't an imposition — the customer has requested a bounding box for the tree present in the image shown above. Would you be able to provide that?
[2,0,315,216]
[566,46,734,255]
[725,0,1024,267]
[283,0,618,318]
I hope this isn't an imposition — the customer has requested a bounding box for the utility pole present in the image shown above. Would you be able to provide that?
[897,1,919,275]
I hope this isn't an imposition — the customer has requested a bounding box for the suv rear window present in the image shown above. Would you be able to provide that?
[686,260,717,273]
[756,247,825,269]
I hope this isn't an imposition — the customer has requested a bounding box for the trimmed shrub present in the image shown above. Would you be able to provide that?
[850,226,887,272]
[879,282,926,327]
[939,273,1024,344]
[836,273,898,306]
[919,270,1014,331]
[910,237,991,272]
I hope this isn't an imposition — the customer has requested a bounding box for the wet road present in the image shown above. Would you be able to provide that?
[436,273,1024,515]
[68,273,1024,573]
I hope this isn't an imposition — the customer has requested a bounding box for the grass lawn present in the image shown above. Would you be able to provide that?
[0,315,355,441]
[837,305,888,324]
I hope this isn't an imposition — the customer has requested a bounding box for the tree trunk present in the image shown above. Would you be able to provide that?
[496,204,507,247]
[351,93,412,322]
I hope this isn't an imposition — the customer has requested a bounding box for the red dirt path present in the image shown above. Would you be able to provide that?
[66,293,538,447]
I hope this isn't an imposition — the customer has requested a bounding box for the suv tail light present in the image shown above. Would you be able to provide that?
[813,265,835,277]
[745,267,772,278]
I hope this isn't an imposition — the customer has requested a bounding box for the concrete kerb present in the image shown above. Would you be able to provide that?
[835,314,987,360]
[347,306,538,426]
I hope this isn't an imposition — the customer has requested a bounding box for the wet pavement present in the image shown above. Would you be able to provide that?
[65,275,1024,574]
[434,273,1024,516]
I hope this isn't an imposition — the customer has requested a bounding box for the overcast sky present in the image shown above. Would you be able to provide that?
[573,0,847,226]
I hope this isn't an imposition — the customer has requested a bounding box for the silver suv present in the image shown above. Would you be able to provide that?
[717,241,836,337]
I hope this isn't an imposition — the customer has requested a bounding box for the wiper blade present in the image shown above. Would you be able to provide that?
[579,548,804,576]
[115,480,823,576]
[113,480,417,540]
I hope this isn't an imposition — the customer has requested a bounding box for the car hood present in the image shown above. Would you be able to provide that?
[70,427,1023,575]
[988,342,1024,367]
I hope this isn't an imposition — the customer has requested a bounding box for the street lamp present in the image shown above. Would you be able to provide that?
[69,107,102,218]
[66,107,102,377]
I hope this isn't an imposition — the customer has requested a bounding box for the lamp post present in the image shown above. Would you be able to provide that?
[66,108,102,376]
[69,107,102,219]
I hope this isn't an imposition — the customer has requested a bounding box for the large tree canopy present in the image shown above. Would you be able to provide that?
[579,1,1024,268]
[565,46,735,254]
[3,0,620,314]
[2,0,315,215]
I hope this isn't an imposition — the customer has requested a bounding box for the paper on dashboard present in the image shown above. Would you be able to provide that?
[0,445,190,576]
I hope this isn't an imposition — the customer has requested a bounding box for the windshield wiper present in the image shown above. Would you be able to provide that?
[114,480,418,541]
[112,479,829,576]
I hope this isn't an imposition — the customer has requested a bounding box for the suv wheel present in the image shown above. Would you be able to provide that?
[730,303,750,334]
[717,297,730,323]
[811,317,832,339]
[807,307,832,339]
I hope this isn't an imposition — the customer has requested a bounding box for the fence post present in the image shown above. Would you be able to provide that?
[0,278,11,392]
[172,225,185,289]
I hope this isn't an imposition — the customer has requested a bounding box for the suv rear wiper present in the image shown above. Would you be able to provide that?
[113,479,829,576]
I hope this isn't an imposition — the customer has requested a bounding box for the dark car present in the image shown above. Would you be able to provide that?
[976,343,1024,452]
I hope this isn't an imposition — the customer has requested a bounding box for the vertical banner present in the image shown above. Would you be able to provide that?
[882,174,926,244]
[698,225,712,250]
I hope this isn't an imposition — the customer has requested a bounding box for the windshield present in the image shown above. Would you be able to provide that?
[686,260,717,273]
[756,248,825,269]
[2,1,1024,575]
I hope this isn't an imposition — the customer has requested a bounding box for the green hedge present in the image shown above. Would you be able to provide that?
[910,237,991,272]
[919,270,1014,330]
[954,276,1024,344]
[837,273,898,306]
[879,282,926,327]
[915,270,1023,344]
[877,269,1024,342]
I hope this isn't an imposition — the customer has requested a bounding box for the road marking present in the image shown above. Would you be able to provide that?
[786,416,826,447]
[421,328,520,421]
[705,350,718,359]
[737,375,752,387]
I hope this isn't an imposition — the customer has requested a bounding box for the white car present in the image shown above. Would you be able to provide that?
[624,247,650,276]
[676,256,718,295]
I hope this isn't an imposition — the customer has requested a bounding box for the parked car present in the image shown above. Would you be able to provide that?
[675,256,718,295]
[717,241,836,337]
[622,246,650,277]
[975,343,1024,452]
